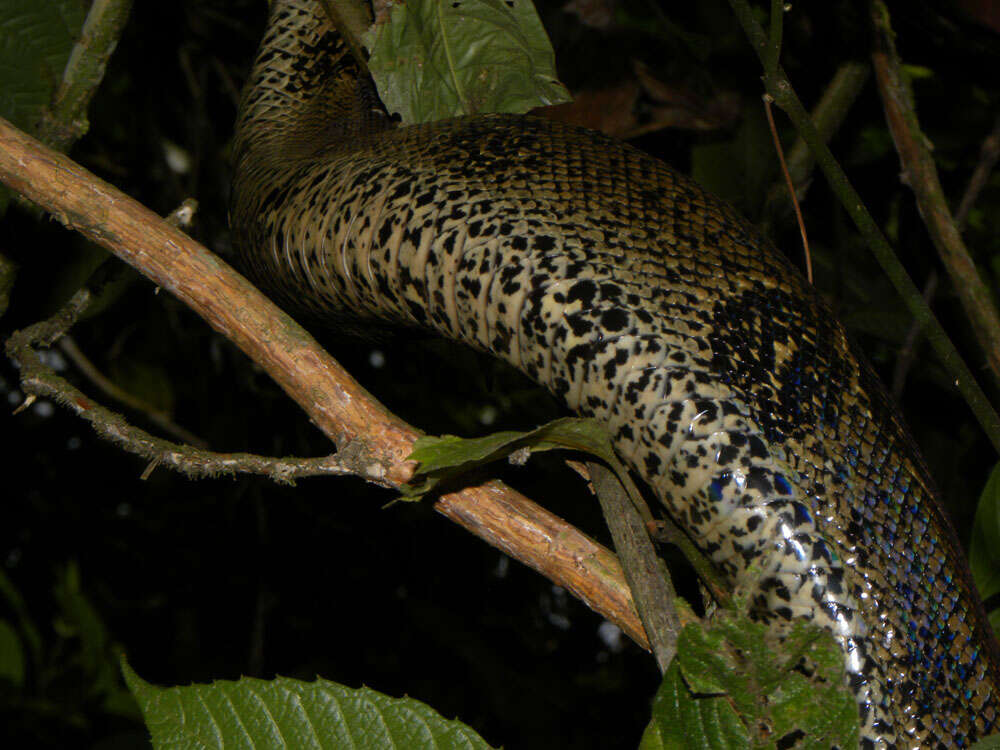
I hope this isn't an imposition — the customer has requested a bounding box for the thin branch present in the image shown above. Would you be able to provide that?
[648,515,733,611]
[57,335,209,449]
[725,0,1000,455]
[891,271,938,401]
[762,61,870,228]
[7,287,357,483]
[37,0,134,152]
[587,461,683,673]
[46,199,207,446]
[764,95,813,283]
[0,115,650,651]
[954,115,1000,229]
[765,0,784,76]
[890,115,999,400]
[869,0,1000,393]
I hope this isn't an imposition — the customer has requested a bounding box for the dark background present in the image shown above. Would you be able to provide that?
[1,0,999,747]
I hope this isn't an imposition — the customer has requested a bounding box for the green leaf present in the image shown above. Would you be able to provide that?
[970,462,1000,603]
[0,0,84,131]
[0,619,25,687]
[121,658,498,750]
[990,607,1000,636]
[640,663,750,750]
[647,613,859,748]
[0,0,85,210]
[970,735,1000,749]
[363,0,570,123]
[404,416,644,510]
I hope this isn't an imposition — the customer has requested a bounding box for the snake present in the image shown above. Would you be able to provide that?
[229,0,1000,745]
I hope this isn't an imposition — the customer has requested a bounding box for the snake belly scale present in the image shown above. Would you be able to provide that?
[230,1,1000,745]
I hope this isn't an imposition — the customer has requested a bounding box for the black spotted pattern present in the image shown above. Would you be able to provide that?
[231,2,1000,746]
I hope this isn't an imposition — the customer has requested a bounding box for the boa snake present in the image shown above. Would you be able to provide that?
[230,0,1000,745]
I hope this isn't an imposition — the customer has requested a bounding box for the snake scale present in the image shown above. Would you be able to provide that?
[230,0,1000,745]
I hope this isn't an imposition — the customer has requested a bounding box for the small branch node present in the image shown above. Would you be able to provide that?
[141,455,162,481]
[13,394,37,415]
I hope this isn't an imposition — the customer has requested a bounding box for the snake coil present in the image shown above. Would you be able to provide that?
[231,1,1000,745]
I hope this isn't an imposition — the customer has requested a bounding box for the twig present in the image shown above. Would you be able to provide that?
[891,271,938,401]
[725,0,1000,455]
[869,1,1000,393]
[762,61,870,229]
[648,515,733,611]
[764,95,813,283]
[587,462,682,673]
[37,0,134,152]
[0,115,650,651]
[890,115,999,399]
[954,115,1000,229]
[6,288,356,483]
[51,199,206,447]
[765,0,784,76]
[57,336,208,448]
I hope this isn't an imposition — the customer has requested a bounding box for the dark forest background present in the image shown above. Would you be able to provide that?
[1,0,999,747]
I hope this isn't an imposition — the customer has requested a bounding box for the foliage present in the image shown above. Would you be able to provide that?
[123,661,496,750]
[639,613,860,750]
[404,416,641,506]
[0,0,84,210]
[0,0,83,134]
[364,0,570,121]
[0,564,140,746]
[2,0,1000,748]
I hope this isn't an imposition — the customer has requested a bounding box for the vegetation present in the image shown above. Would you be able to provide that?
[1,0,999,746]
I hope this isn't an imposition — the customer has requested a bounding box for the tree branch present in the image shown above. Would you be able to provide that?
[725,0,1000,455]
[954,115,1000,229]
[869,0,1000,393]
[0,114,651,650]
[587,462,682,673]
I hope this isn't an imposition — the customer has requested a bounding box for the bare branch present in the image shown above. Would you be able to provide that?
[0,114,649,651]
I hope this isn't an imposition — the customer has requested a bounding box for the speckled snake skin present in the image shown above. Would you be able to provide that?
[230,1,1000,745]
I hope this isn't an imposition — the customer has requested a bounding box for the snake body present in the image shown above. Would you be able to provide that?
[231,1,1000,745]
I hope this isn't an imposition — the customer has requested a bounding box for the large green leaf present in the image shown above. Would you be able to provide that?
[639,664,750,750]
[0,0,84,133]
[122,660,497,750]
[970,462,1000,604]
[642,613,859,749]
[363,0,570,123]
